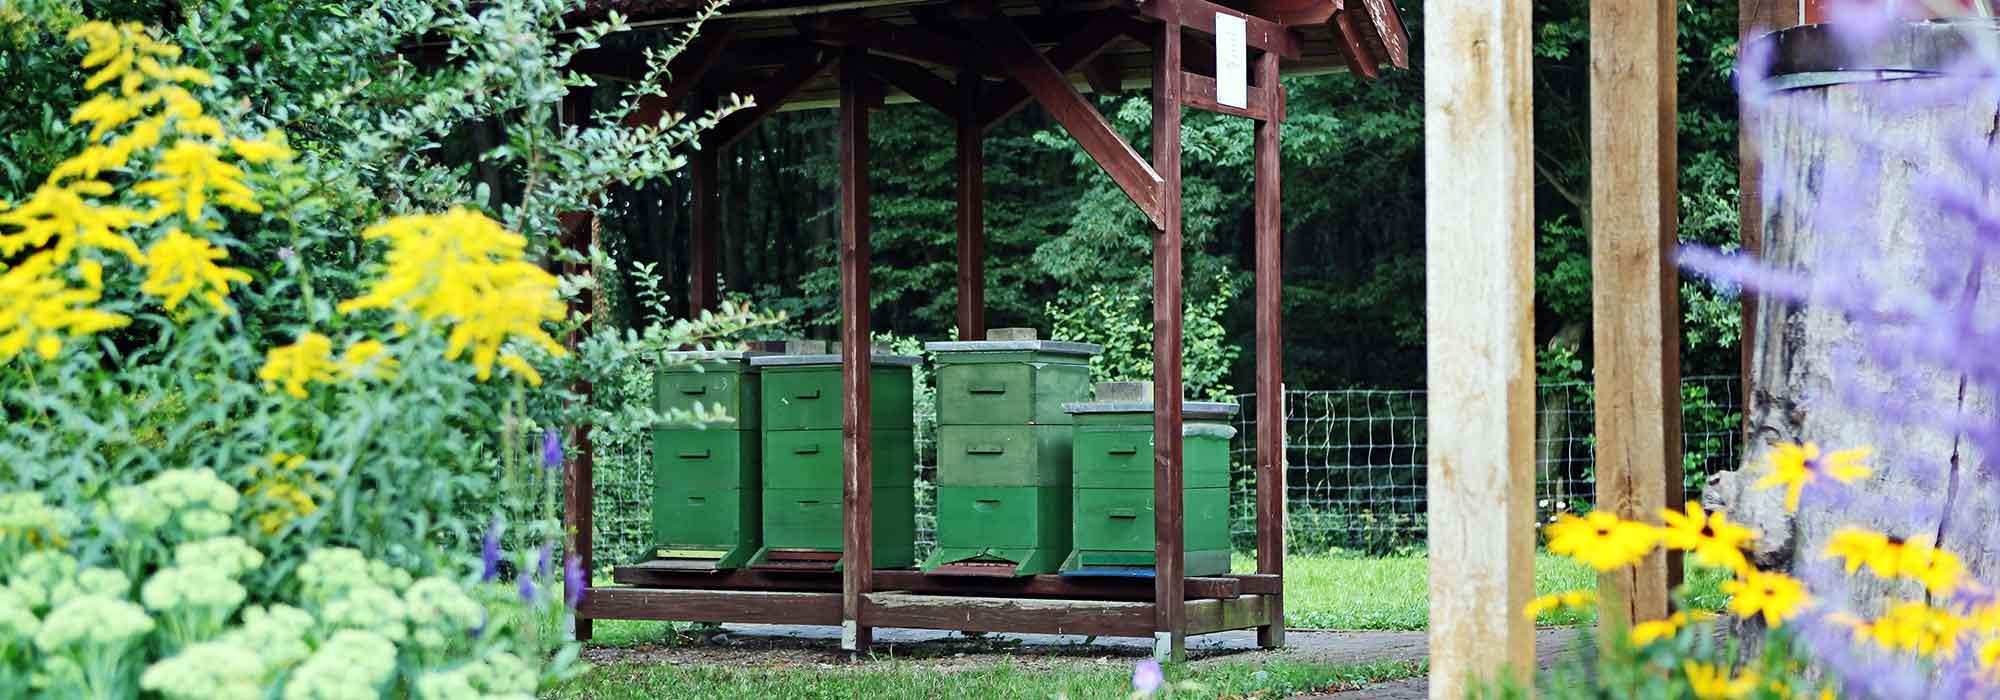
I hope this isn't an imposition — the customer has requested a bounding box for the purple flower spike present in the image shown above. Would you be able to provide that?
[1132,659,1164,695]
[480,517,503,583]
[564,554,586,609]
[542,429,563,470]
[517,572,538,603]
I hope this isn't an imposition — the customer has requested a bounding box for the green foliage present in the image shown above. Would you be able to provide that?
[1469,621,1827,699]
[1046,273,1240,400]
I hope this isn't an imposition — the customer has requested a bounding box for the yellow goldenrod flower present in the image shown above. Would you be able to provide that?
[258,332,338,399]
[1659,501,1756,575]
[140,229,252,313]
[1822,528,1965,597]
[70,93,142,141]
[337,339,399,380]
[229,134,295,164]
[1523,590,1596,621]
[339,208,568,384]
[0,254,131,364]
[1754,442,1872,513]
[1722,569,1810,627]
[1545,511,1659,571]
[67,21,184,94]
[133,140,261,224]
[0,182,146,263]
[1684,662,1758,699]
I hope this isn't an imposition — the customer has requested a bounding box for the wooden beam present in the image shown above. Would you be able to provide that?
[1150,15,1187,665]
[1354,0,1412,69]
[862,55,959,116]
[861,594,1156,636]
[688,91,720,315]
[1083,54,1125,94]
[805,14,986,72]
[622,25,737,127]
[1590,0,1682,628]
[1423,0,1537,691]
[1249,0,1340,25]
[609,565,1256,600]
[1139,0,1305,60]
[837,49,875,655]
[1181,72,1271,121]
[1332,11,1382,79]
[702,51,834,149]
[1186,595,1274,635]
[1251,47,1286,651]
[978,16,1163,228]
[578,588,844,625]
[956,70,987,341]
[974,13,1133,130]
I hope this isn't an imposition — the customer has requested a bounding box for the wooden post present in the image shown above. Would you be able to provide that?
[1423,0,1536,691]
[955,70,987,340]
[837,50,876,655]
[690,90,721,316]
[1150,14,1188,664]
[1251,48,1286,651]
[1590,0,1682,628]
[558,87,596,644]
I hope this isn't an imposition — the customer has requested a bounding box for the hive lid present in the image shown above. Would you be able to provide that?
[1063,400,1240,421]
[660,350,780,363]
[749,353,923,368]
[923,339,1101,356]
[1182,423,1239,439]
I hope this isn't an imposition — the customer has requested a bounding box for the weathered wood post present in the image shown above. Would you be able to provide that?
[1423,0,1537,691]
[838,48,876,655]
[1589,0,1683,626]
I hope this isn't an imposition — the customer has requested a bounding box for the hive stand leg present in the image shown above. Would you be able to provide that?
[1150,14,1188,665]
[837,49,876,656]
[1252,47,1287,651]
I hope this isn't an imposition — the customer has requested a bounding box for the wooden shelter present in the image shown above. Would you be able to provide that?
[558,0,1409,661]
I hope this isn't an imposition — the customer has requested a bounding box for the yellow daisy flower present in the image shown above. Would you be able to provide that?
[1545,511,1659,571]
[1523,590,1596,621]
[1684,661,1758,699]
[1659,501,1755,574]
[1754,442,1871,513]
[1822,528,1965,597]
[1722,569,1810,626]
[1630,612,1689,645]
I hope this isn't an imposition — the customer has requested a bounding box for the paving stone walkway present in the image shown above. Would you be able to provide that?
[583,623,1589,698]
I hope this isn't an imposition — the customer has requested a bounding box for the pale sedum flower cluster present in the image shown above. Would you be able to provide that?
[0,469,543,699]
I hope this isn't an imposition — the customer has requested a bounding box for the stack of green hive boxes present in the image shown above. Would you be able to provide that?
[1062,382,1238,576]
[649,350,771,569]
[921,329,1099,576]
[748,349,920,569]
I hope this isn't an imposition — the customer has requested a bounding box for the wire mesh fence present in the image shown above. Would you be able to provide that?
[589,375,1744,565]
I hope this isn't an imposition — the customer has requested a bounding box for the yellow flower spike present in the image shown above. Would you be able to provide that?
[1658,501,1756,575]
[1684,662,1759,699]
[140,229,252,313]
[229,135,295,164]
[1754,442,1872,513]
[339,208,569,385]
[0,253,131,364]
[133,140,261,223]
[1523,590,1596,621]
[1544,511,1660,571]
[257,332,338,399]
[69,93,142,141]
[67,21,181,93]
[0,183,147,263]
[337,339,399,380]
[1721,569,1810,627]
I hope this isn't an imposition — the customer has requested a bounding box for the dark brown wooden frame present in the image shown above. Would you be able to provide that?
[562,0,1316,662]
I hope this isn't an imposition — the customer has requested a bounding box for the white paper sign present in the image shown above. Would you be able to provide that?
[1215,13,1248,109]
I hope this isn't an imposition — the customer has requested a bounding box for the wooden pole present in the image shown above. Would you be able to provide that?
[1423,0,1536,691]
[558,87,596,644]
[838,49,876,655]
[1150,13,1188,665]
[955,70,987,340]
[690,89,721,316]
[1590,0,1683,627]
[1252,48,1286,651]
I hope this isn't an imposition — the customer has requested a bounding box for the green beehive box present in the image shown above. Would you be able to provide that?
[1060,386,1237,577]
[648,351,772,569]
[749,352,920,570]
[921,334,1100,576]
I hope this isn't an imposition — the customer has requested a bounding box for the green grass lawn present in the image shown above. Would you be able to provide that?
[1262,551,1731,630]
[547,657,1425,699]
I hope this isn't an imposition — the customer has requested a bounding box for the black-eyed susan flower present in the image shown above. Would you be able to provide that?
[1659,501,1755,574]
[1684,661,1758,699]
[1630,610,1716,646]
[1545,511,1659,571]
[1524,590,1596,621]
[1722,569,1810,626]
[1822,528,1966,597]
[1845,601,1971,659]
[1754,442,1871,513]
